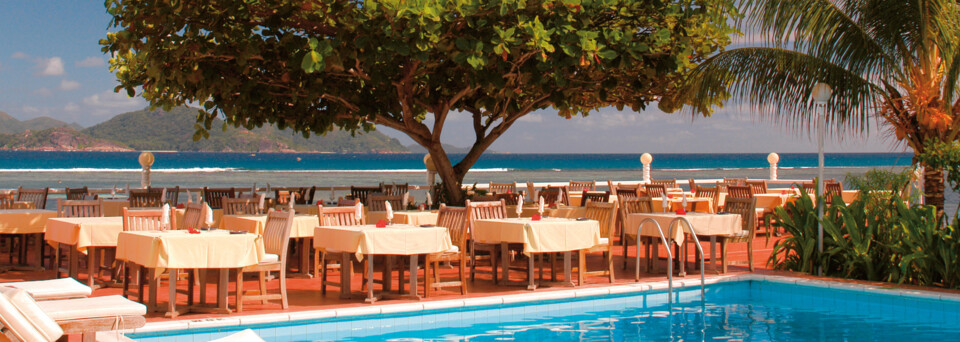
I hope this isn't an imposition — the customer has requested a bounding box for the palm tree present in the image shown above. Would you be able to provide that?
[665,0,960,215]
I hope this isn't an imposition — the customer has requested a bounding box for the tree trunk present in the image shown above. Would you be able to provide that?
[425,142,468,205]
[923,164,945,218]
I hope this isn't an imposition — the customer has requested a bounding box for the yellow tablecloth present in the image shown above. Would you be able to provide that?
[0,210,57,234]
[274,204,318,215]
[507,206,587,219]
[101,199,128,217]
[116,230,264,269]
[754,194,789,212]
[220,214,319,238]
[314,224,452,261]
[472,217,601,254]
[366,211,439,225]
[651,197,714,213]
[44,217,124,253]
[625,212,742,245]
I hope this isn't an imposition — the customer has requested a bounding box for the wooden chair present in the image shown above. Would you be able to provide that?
[162,186,180,207]
[726,185,753,199]
[568,181,596,193]
[746,180,768,195]
[425,204,469,297]
[16,187,49,209]
[615,187,640,199]
[0,193,14,209]
[688,179,697,192]
[644,184,667,198]
[64,187,90,200]
[349,186,381,205]
[202,187,235,209]
[222,197,262,215]
[275,187,316,205]
[825,181,844,205]
[722,177,746,186]
[366,194,403,212]
[180,202,205,230]
[538,186,569,206]
[650,179,677,188]
[337,198,358,206]
[619,196,654,270]
[466,199,508,282]
[580,190,610,207]
[694,185,721,213]
[380,183,409,197]
[577,200,617,283]
[315,204,365,295]
[127,188,165,208]
[718,197,757,272]
[491,193,521,205]
[236,209,293,312]
[53,199,104,281]
[121,208,171,303]
[487,182,517,195]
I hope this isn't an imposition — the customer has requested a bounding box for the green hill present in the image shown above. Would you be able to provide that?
[83,106,408,152]
[0,127,130,151]
[0,111,82,134]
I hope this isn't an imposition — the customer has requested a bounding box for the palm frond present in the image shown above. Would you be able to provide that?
[679,47,880,136]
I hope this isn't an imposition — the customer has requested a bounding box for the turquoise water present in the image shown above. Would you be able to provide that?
[128,280,960,341]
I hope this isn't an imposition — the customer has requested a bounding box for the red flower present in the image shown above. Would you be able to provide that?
[532,214,542,221]
[376,219,387,228]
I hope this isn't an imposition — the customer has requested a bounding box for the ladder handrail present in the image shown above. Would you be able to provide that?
[634,217,674,304]
[669,217,706,301]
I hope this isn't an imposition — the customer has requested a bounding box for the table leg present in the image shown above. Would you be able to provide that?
[340,253,352,300]
[148,268,158,312]
[218,269,229,311]
[299,238,312,276]
[68,247,79,280]
[500,242,510,285]
[527,253,536,290]
[679,243,687,277]
[709,236,718,274]
[383,256,393,292]
[364,255,376,303]
[563,252,572,285]
[408,255,419,296]
[199,269,208,305]
[166,268,178,318]
[86,247,96,288]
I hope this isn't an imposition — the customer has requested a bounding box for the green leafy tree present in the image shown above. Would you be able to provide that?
[102,0,736,203]
[664,0,960,216]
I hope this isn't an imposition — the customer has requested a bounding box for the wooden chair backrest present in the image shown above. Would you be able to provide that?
[436,204,469,249]
[644,184,667,198]
[650,179,677,188]
[181,202,205,230]
[488,182,517,195]
[380,183,409,196]
[723,197,757,238]
[825,182,843,204]
[16,187,49,209]
[122,208,169,231]
[337,198,358,206]
[723,177,746,186]
[465,200,506,234]
[128,188,165,208]
[694,186,721,212]
[568,181,596,192]
[222,197,262,215]
[202,187,236,209]
[584,200,617,240]
[620,196,654,215]
[746,180,767,195]
[262,209,295,258]
[580,190,610,207]
[538,187,568,206]
[367,194,403,212]
[727,185,754,199]
[800,181,817,195]
[57,199,103,218]
[350,186,381,205]
[0,193,14,209]
[687,179,697,191]
[64,186,89,200]
[483,193,520,205]
[615,187,640,199]
[162,186,180,206]
[318,204,365,226]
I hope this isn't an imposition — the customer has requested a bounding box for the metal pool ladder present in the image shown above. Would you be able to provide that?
[633,217,706,305]
[669,217,706,302]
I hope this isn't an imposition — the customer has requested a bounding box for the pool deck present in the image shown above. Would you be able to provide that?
[3,235,960,341]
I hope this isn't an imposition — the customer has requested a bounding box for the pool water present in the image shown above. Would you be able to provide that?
[128,280,960,341]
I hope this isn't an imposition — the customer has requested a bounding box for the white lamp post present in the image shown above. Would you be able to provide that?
[640,153,653,182]
[812,82,832,276]
[767,152,780,180]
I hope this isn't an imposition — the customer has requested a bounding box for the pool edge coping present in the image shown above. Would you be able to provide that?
[123,273,960,335]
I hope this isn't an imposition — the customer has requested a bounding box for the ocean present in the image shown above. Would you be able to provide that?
[0,151,952,212]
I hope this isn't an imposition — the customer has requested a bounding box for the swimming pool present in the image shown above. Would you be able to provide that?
[126,275,960,341]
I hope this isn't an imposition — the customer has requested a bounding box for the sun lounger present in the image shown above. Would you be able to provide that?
[0,287,146,342]
[2,278,92,300]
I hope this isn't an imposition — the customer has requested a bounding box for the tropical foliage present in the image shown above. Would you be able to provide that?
[101,0,737,203]
[666,0,960,216]
[769,169,960,289]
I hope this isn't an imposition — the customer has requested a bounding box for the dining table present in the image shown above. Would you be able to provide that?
[651,196,714,213]
[0,209,58,268]
[472,217,600,290]
[625,212,742,276]
[116,229,265,317]
[365,210,439,226]
[44,216,124,287]
[313,224,452,302]
[506,205,587,219]
[220,213,319,275]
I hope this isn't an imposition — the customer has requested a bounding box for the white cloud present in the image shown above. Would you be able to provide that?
[11,52,28,59]
[75,57,104,68]
[21,105,40,113]
[33,88,53,97]
[59,79,81,91]
[82,90,144,116]
[517,113,543,123]
[64,103,80,112]
[37,57,65,76]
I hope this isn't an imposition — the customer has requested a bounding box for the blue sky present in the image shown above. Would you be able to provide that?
[0,2,903,153]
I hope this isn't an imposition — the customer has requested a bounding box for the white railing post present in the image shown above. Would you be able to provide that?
[767,152,779,180]
[138,152,155,188]
[641,153,652,182]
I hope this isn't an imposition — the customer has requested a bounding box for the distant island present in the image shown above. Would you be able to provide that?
[0,106,471,153]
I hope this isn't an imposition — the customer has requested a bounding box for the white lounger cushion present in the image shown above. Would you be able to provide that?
[0,287,63,342]
[3,278,92,300]
[37,296,146,321]
[210,329,266,342]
